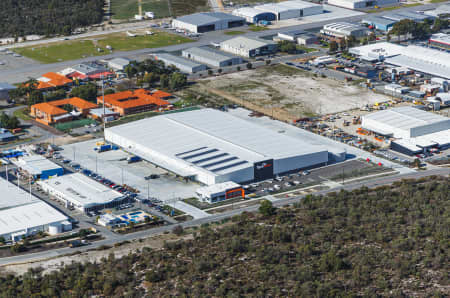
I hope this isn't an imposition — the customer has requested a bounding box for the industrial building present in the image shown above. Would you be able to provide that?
[0,128,17,142]
[349,42,450,79]
[361,107,450,155]
[424,3,450,17]
[107,57,131,71]
[327,0,398,10]
[182,46,243,68]
[321,22,368,39]
[38,173,128,213]
[0,177,71,242]
[220,36,277,57]
[383,11,434,22]
[232,7,276,24]
[172,12,245,33]
[277,30,306,41]
[13,155,64,179]
[429,33,450,51]
[152,53,207,73]
[98,89,170,116]
[275,30,318,45]
[361,16,397,31]
[196,181,244,203]
[60,63,113,80]
[253,0,323,21]
[0,82,16,100]
[30,97,98,125]
[105,108,344,185]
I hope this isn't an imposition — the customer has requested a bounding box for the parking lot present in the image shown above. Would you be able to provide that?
[244,159,392,196]
[58,139,201,201]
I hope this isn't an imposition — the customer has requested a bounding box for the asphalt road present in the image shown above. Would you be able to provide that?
[0,2,445,84]
[0,167,447,267]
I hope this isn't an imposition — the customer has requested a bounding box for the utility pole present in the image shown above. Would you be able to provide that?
[95,155,98,173]
[121,167,124,185]
[29,179,32,200]
[147,180,150,200]
[73,146,76,161]
[102,75,106,142]
[5,165,8,184]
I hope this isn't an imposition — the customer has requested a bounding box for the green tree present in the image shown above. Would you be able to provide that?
[278,41,297,54]
[329,41,338,53]
[70,83,98,102]
[168,72,187,91]
[259,200,276,216]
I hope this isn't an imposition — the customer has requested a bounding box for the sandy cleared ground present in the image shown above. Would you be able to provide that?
[201,65,391,116]
[0,233,194,276]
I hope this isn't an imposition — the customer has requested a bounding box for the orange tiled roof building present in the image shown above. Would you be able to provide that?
[34,72,73,90]
[30,97,98,125]
[97,89,171,116]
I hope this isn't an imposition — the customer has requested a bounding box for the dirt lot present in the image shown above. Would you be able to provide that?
[200,65,391,118]
[0,233,194,276]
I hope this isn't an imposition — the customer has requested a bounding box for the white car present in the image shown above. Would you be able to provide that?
[302,170,310,176]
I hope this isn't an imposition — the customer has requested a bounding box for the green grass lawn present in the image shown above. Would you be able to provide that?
[224,31,246,36]
[14,31,192,63]
[97,32,191,51]
[14,40,104,63]
[248,25,269,32]
[13,107,32,121]
[296,45,316,53]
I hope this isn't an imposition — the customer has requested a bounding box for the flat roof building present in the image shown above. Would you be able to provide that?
[107,57,131,71]
[361,16,397,31]
[277,29,306,41]
[172,12,245,33]
[349,42,450,79]
[98,89,170,116]
[220,36,277,57]
[424,3,450,17]
[13,155,64,179]
[362,107,450,155]
[38,173,128,213]
[0,82,16,100]
[383,11,434,22]
[429,33,450,51]
[254,0,323,20]
[105,108,338,185]
[152,53,207,73]
[196,181,244,203]
[232,7,277,24]
[0,177,70,242]
[182,46,243,68]
[321,22,368,39]
[327,0,398,10]
[60,63,113,80]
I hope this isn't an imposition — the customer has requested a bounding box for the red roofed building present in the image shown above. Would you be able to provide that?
[35,72,73,90]
[97,89,171,116]
[30,97,98,125]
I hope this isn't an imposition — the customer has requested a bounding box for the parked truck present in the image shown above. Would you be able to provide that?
[127,156,141,163]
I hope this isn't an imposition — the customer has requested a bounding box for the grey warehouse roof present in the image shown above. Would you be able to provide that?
[183,46,239,61]
[106,108,327,176]
[363,107,450,131]
[175,12,244,26]
[362,16,397,25]
[221,36,275,50]
[154,53,205,68]
[0,82,16,91]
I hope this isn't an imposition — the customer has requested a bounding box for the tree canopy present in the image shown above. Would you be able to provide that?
[0,176,448,297]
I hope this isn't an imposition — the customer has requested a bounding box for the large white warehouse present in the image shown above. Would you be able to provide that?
[362,107,450,155]
[349,42,450,79]
[327,0,398,10]
[172,12,245,33]
[38,173,128,213]
[105,109,342,185]
[0,178,70,242]
[254,0,323,20]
